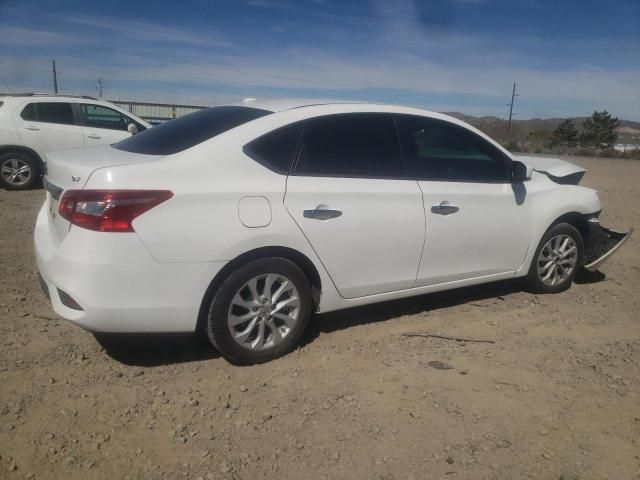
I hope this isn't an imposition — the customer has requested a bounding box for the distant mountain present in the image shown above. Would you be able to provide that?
[443,112,640,144]
[443,112,640,135]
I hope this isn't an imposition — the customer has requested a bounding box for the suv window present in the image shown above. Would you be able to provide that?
[294,114,403,178]
[20,103,37,121]
[81,104,133,131]
[400,115,510,182]
[244,124,302,174]
[21,102,74,125]
[114,106,271,155]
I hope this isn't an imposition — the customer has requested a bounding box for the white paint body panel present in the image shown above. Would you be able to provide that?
[33,100,603,334]
[417,180,530,285]
[284,176,425,298]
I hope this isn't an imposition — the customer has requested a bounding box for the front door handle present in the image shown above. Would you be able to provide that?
[87,133,101,139]
[25,125,40,131]
[303,209,342,220]
[431,201,460,215]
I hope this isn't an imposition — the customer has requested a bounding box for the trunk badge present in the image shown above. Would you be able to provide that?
[71,176,81,182]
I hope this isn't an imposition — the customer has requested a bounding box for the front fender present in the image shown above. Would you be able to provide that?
[516,184,601,274]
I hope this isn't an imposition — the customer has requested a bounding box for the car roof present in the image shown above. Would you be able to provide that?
[0,93,100,101]
[230,98,370,113]
[230,97,451,120]
[226,98,514,160]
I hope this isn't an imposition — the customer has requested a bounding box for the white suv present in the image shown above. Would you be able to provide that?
[0,94,149,190]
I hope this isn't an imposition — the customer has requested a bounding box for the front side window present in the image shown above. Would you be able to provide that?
[81,104,132,131]
[400,116,510,182]
[21,102,74,125]
[294,114,403,178]
[114,106,271,155]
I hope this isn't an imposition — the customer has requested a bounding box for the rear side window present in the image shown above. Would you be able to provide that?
[21,103,37,121]
[294,114,403,178]
[114,106,271,155]
[20,102,74,125]
[29,102,75,125]
[399,115,510,182]
[244,124,302,174]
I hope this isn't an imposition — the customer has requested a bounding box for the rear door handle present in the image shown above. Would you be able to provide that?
[25,125,40,131]
[303,209,342,220]
[87,133,101,139]
[431,201,459,215]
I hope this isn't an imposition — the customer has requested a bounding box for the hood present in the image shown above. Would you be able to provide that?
[45,144,161,191]
[515,155,586,184]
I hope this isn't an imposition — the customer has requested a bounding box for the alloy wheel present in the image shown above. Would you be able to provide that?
[227,273,300,350]
[1,158,32,186]
[536,234,578,286]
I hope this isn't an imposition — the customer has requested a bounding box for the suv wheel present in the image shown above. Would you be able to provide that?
[206,257,312,365]
[526,222,584,293]
[0,152,40,190]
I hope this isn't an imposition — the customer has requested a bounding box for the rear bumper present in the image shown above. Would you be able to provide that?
[584,221,633,272]
[34,203,225,333]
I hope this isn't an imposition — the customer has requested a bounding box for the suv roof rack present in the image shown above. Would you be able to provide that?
[0,92,99,100]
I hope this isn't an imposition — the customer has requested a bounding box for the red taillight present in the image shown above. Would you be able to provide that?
[58,190,173,232]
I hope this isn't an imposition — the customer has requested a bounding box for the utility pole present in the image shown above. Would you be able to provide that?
[97,78,104,98]
[52,60,58,94]
[507,82,518,133]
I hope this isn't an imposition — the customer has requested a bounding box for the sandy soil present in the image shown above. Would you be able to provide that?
[1,156,638,480]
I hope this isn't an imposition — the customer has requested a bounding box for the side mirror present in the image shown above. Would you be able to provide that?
[512,160,533,182]
[127,123,139,135]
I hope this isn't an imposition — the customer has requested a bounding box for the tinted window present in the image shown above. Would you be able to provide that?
[35,102,74,125]
[295,114,403,178]
[81,104,131,131]
[114,106,271,155]
[21,103,37,121]
[244,124,302,173]
[401,116,509,182]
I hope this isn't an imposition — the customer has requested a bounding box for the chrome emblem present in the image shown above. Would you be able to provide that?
[71,176,81,182]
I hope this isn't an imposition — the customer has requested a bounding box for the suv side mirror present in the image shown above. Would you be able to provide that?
[127,123,139,135]
[512,160,533,182]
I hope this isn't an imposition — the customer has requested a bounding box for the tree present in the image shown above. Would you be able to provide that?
[551,119,578,147]
[579,110,620,149]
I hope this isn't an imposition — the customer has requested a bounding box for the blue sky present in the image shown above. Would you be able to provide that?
[1,0,638,119]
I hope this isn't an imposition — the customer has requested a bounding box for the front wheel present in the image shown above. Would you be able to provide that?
[206,257,312,365]
[525,222,584,294]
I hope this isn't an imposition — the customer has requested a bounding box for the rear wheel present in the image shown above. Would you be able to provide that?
[526,223,583,293]
[0,152,40,190]
[206,257,312,364]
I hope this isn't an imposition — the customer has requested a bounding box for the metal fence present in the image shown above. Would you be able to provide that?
[109,100,208,122]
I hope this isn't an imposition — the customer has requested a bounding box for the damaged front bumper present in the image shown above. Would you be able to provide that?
[584,219,633,272]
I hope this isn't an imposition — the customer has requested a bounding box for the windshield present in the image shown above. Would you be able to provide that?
[113,106,271,155]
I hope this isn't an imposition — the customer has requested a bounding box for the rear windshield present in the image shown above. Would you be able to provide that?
[113,106,271,155]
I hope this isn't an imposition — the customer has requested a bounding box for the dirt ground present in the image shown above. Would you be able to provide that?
[0,155,638,480]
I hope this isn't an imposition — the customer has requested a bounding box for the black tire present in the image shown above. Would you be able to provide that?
[206,257,312,365]
[0,151,41,191]
[525,222,584,294]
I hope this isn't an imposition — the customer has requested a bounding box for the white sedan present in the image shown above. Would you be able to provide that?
[34,100,632,364]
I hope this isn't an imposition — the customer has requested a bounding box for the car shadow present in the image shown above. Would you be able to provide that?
[94,332,219,367]
[302,278,522,343]
[574,269,606,284]
[95,271,607,367]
